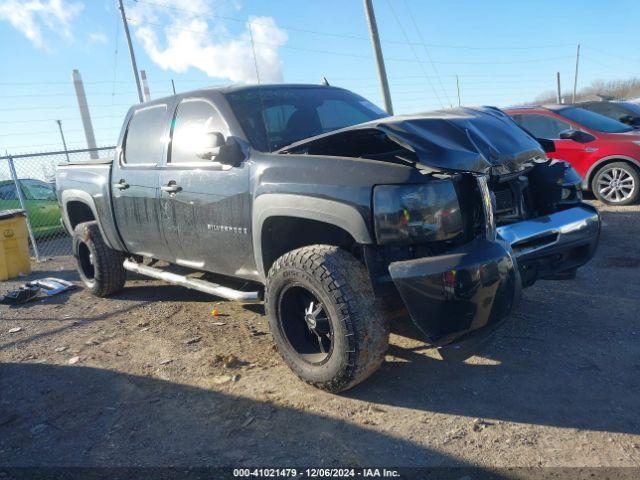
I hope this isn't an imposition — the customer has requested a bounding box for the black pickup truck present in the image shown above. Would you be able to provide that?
[56,84,600,392]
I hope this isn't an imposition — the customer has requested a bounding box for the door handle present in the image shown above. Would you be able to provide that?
[161,183,182,193]
[113,180,129,190]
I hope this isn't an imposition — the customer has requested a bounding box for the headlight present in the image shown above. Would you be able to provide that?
[373,180,464,244]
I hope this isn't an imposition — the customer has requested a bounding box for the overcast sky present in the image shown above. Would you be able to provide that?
[1,0,639,153]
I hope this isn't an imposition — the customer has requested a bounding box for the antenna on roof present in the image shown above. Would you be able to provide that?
[321,76,330,86]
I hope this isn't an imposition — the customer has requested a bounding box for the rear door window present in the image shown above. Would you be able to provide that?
[124,104,168,165]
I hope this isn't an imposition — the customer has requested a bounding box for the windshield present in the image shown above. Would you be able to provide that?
[224,87,389,152]
[557,107,634,133]
[21,179,56,201]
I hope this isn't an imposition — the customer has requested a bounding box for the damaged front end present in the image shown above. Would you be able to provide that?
[282,107,600,356]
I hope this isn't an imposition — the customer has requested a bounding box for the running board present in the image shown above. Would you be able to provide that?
[122,259,261,303]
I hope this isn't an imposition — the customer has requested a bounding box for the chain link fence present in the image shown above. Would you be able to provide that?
[0,147,115,261]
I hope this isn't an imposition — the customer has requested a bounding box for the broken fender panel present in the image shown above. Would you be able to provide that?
[281,107,546,176]
[388,238,520,347]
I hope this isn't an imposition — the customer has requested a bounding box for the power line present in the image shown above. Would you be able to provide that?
[129,0,578,52]
[384,0,444,108]
[402,0,452,107]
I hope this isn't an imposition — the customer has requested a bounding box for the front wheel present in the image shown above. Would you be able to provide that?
[592,161,639,205]
[72,221,126,297]
[265,245,389,392]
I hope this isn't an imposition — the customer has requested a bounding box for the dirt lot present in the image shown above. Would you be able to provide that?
[1,202,639,471]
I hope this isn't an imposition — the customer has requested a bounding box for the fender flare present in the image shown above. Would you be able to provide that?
[252,193,373,279]
[582,155,640,189]
[60,190,114,249]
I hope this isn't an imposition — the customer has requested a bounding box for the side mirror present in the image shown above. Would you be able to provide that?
[197,131,226,160]
[559,129,595,143]
[536,137,556,153]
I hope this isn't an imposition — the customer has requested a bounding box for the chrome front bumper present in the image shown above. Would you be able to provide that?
[497,203,600,282]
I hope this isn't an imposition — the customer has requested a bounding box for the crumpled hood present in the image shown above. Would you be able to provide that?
[280,106,547,176]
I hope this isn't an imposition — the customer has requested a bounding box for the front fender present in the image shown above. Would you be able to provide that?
[251,193,373,279]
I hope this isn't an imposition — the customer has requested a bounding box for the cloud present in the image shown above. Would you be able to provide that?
[89,32,108,44]
[0,0,83,50]
[128,0,288,84]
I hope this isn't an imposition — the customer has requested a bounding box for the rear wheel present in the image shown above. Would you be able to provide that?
[265,245,389,392]
[592,161,639,205]
[72,221,126,297]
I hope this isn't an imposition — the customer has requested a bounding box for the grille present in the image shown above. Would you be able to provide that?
[494,187,515,213]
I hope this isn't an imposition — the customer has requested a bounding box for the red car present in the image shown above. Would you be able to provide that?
[507,105,640,205]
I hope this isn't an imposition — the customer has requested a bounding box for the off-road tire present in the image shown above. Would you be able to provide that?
[591,161,639,205]
[72,221,126,297]
[265,245,389,392]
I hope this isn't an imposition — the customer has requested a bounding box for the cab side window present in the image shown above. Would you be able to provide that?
[170,99,227,164]
[515,114,571,139]
[124,104,167,165]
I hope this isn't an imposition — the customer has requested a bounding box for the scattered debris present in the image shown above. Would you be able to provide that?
[54,346,68,352]
[212,322,226,326]
[137,321,150,327]
[1,278,76,305]
[85,339,100,346]
[211,374,238,384]
[442,428,466,444]
[211,308,220,317]
[241,416,255,428]
[68,356,80,365]
[472,418,493,432]
[185,336,202,345]
[8,327,22,333]
[211,354,246,369]
[159,359,174,365]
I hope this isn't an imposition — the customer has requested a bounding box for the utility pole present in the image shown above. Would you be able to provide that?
[55,120,70,162]
[140,69,151,101]
[118,0,143,103]
[556,72,562,104]
[456,75,461,107]
[171,79,176,95]
[572,43,581,103]
[72,70,98,159]
[363,0,393,115]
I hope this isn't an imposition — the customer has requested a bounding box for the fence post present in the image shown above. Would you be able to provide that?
[7,156,41,262]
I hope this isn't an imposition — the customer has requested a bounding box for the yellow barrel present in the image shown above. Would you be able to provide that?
[0,209,31,281]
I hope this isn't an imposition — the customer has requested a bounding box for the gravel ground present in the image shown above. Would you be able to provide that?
[1,202,639,470]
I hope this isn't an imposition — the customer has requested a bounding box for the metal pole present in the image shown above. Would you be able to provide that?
[572,43,581,103]
[72,70,99,159]
[363,0,393,115]
[118,0,144,103]
[140,69,151,101]
[456,75,461,107]
[7,157,41,262]
[171,79,176,95]
[556,72,562,104]
[55,120,70,162]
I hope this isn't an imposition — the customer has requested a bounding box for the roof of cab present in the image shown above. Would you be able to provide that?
[135,83,344,106]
